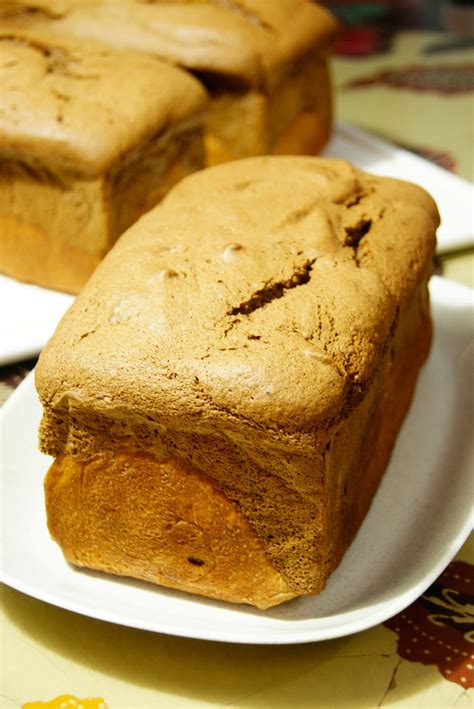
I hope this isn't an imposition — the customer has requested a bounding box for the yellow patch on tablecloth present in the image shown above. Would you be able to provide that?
[22,695,108,709]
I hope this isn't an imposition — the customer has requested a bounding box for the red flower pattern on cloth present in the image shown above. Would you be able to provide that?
[345,64,474,94]
[384,561,474,688]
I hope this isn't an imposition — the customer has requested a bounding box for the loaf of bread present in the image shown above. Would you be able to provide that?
[3,0,339,165]
[35,157,438,609]
[0,29,208,293]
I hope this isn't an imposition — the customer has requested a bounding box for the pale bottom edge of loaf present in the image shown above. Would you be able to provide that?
[0,215,102,295]
[44,451,297,610]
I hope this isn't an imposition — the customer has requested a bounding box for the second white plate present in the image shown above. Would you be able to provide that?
[1,276,473,644]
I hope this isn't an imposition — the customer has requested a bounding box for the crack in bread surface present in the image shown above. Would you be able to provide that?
[227,258,316,317]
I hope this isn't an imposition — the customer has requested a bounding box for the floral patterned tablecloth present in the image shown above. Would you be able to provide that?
[1,27,473,709]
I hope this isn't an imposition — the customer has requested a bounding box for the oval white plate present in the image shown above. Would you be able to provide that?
[1,276,473,644]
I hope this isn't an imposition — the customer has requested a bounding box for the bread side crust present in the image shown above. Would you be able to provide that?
[324,274,433,573]
[204,54,332,165]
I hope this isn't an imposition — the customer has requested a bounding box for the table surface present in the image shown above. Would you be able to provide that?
[1,29,473,709]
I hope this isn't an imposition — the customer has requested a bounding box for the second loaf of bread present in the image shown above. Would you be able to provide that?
[0,28,207,293]
[36,157,439,609]
[2,0,339,165]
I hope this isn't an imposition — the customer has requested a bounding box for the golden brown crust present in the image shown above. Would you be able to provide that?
[324,278,433,571]
[45,452,296,609]
[270,57,332,157]
[36,157,438,435]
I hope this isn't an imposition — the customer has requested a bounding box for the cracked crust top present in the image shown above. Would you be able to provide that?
[0,28,208,174]
[1,0,339,89]
[35,157,438,445]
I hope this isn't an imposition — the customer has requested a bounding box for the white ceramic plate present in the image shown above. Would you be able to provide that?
[1,276,473,644]
[0,276,74,366]
[1,122,473,367]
